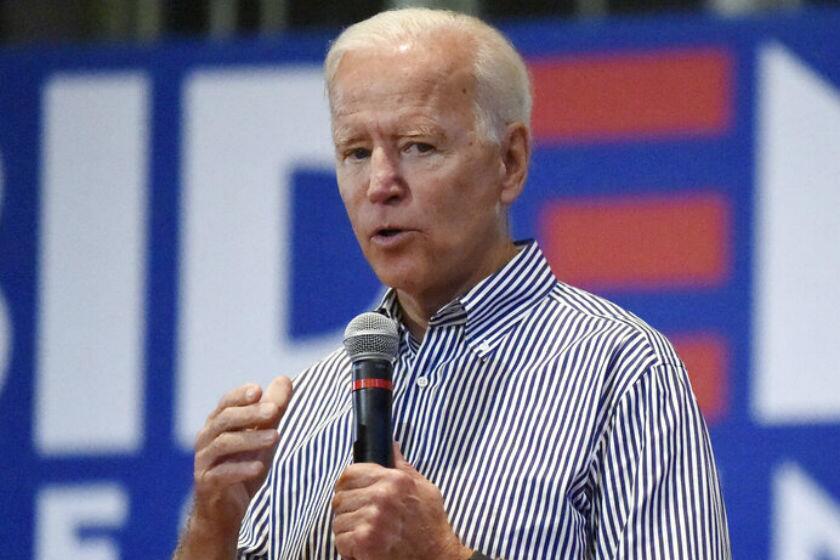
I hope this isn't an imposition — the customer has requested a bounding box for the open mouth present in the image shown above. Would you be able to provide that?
[371,228,411,245]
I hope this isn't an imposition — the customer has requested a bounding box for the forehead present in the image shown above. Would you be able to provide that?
[329,40,477,134]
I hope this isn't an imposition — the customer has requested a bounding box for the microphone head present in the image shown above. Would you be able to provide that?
[343,312,399,361]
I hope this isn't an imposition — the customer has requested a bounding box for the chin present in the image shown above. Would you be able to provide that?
[368,258,425,293]
[362,246,408,279]
[371,268,417,292]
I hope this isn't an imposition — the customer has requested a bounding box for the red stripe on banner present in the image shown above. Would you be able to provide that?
[670,333,729,424]
[529,48,733,142]
[539,192,730,291]
[353,378,393,391]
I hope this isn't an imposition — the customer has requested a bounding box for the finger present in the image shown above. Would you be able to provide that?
[332,485,377,516]
[393,445,421,480]
[334,529,359,560]
[332,482,402,519]
[196,402,281,449]
[335,463,390,491]
[333,472,413,517]
[393,442,411,470]
[198,457,267,489]
[332,503,375,535]
[334,522,380,560]
[261,375,293,409]
[260,376,293,428]
[209,383,262,420]
[218,402,282,432]
[196,429,278,471]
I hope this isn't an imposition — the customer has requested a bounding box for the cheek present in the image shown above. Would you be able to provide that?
[337,182,352,209]
[337,187,365,240]
[337,169,365,208]
[445,163,499,213]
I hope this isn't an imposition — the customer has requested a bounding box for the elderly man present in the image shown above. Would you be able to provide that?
[175,8,730,560]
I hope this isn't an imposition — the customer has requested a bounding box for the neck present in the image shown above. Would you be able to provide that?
[396,240,519,341]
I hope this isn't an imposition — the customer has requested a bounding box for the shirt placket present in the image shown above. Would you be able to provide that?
[395,321,467,462]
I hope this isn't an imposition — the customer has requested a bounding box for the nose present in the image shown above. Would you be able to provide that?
[367,146,405,204]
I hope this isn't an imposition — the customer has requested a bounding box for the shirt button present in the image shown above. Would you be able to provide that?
[416,376,429,388]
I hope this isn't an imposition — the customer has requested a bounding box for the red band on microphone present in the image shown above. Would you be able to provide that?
[352,378,393,391]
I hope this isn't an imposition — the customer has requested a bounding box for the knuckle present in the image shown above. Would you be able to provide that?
[215,408,235,432]
[259,429,278,447]
[261,402,279,420]
[334,533,351,556]
[196,467,215,489]
[373,484,392,504]
[395,472,414,492]
[249,460,266,478]
[205,432,240,460]
[383,474,406,495]
[194,446,212,470]
[355,523,374,550]
[217,432,236,455]
[194,427,209,450]
[368,503,386,527]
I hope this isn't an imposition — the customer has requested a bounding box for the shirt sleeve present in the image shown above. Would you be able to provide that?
[590,362,731,559]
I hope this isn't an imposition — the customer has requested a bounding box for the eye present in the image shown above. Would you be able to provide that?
[346,147,371,161]
[405,142,435,154]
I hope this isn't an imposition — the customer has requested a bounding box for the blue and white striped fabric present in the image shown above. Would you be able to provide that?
[238,240,730,559]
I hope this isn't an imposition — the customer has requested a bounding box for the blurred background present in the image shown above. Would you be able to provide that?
[0,1,839,559]
[0,0,839,44]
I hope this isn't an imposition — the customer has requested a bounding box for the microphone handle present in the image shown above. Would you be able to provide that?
[351,359,394,467]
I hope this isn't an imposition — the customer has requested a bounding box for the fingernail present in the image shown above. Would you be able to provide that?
[246,387,258,400]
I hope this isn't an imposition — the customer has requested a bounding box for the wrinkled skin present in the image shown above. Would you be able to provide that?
[332,34,529,340]
[332,446,470,560]
[175,377,292,560]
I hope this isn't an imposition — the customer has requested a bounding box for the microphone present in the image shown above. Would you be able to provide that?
[343,311,399,467]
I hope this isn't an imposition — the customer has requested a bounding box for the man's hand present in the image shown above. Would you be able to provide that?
[174,376,292,559]
[332,445,472,560]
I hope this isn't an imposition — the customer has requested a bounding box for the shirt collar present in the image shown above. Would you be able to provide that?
[375,240,556,353]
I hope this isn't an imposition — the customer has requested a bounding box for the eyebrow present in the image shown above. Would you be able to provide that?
[333,123,448,147]
[332,126,360,147]
[399,124,447,140]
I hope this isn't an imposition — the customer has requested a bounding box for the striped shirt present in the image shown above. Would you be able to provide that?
[238,240,731,559]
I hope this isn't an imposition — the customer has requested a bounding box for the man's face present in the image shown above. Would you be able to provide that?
[331,39,515,306]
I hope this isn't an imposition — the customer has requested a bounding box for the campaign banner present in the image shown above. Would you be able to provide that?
[0,9,838,559]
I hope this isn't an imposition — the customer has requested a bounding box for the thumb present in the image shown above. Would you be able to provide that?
[393,442,416,473]
[261,376,293,421]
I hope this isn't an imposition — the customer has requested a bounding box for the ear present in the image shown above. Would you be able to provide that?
[498,122,530,206]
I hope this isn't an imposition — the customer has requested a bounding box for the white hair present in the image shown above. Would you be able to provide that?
[324,8,532,143]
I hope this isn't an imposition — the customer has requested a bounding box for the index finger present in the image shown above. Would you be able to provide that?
[209,383,262,419]
[334,463,391,492]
